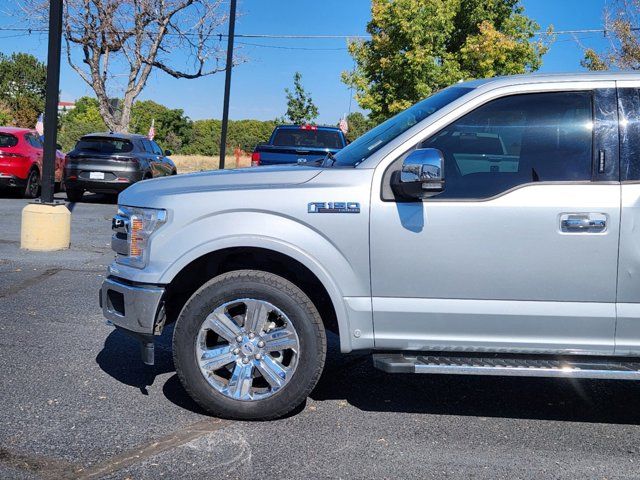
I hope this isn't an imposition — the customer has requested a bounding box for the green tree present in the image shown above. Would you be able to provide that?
[339,112,376,142]
[581,0,640,71]
[343,0,549,121]
[284,72,319,124]
[130,100,192,153]
[0,53,47,128]
[58,97,107,151]
[182,119,277,156]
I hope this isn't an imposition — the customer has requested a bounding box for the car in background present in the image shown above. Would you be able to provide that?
[0,127,65,198]
[251,125,347,166]
[64,132,177,202]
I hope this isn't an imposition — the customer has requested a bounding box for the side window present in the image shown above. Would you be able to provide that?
[151,141,163,156]
[619,88,640,181]
[421,91,594,199]
[141,139,154,153]
[25,133,43,149]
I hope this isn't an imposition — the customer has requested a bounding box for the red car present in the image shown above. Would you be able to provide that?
[0,127,65,198]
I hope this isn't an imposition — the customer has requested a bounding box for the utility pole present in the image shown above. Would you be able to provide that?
[41,0,63,204]
[20,0,70,252]
[219,0,237,170]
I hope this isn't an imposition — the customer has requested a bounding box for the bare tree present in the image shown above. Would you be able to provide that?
[582,0,640,71]
[17,0,230,132]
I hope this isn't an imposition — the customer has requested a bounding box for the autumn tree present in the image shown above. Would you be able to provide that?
[582,0,640,71]
[18,0,231,133]
[343,0,549,121]
[284,72,319,124]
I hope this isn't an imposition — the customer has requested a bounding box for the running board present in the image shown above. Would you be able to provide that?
[372,354,640,380]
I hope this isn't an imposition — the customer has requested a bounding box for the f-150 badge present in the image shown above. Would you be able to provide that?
[308,202,360,214]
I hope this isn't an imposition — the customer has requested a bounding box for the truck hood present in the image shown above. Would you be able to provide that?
[119,165,322,207]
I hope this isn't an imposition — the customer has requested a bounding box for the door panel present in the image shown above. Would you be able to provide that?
[371,184,620,353]
[370,88,620,355]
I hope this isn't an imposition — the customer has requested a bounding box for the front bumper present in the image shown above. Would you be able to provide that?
[100,276,165,335]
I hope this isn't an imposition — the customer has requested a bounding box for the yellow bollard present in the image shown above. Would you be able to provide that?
[20,203,71,251]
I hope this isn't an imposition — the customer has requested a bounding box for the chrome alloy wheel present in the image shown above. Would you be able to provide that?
[195,298,300,401]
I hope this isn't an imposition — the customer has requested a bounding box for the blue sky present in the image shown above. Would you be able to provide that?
[0,0,610,124]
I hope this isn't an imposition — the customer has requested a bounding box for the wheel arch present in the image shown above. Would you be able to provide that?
[164,245,358,352]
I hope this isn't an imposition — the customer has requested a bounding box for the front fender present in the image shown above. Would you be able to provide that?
[153,210,373,352]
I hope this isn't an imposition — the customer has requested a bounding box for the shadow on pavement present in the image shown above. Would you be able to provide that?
[96,325,174,395]
[97,330,640,425]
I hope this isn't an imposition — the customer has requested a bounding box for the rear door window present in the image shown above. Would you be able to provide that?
[75,137,133,154]
[272,129,343,149]
[0,133,18,148]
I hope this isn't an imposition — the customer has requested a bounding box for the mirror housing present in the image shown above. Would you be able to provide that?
[391,148,444,200]
[164,149,172,157]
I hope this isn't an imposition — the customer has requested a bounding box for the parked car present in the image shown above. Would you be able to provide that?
[251,124,347,166]
[102,72,639,421]
[0,127,65,198]
[64,132,177,202]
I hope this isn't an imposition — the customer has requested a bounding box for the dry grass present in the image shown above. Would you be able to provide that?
[172,154,252,173]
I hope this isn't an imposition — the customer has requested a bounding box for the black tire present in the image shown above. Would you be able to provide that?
[66,188,84,202]
[173,270,327,420]
[23,168,40,199]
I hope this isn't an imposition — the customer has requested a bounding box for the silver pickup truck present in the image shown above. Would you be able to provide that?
[101,72,640,420]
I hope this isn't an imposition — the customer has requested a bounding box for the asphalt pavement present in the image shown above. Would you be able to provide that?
[1,193,640,479]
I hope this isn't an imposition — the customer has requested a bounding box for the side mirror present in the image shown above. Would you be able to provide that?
[391,148,444,200]
[164,149,172,157]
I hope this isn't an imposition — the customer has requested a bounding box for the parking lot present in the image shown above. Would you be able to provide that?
[0,194,639,479]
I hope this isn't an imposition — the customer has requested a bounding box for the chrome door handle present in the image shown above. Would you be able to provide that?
[560,214,607,233]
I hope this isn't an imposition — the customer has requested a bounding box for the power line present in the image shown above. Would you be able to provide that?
[0,26,629,38]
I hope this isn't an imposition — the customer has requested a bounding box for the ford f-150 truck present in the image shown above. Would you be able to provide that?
[101,72,640,420]
[251,124,347,166]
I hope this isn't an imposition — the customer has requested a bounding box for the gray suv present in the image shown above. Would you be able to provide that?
[64,132,176,202]
[101,72,640,420]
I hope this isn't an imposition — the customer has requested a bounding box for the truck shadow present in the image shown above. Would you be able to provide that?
[310,336,640,425]
[97,330,640,425]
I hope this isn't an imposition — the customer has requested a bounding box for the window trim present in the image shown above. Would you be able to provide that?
[377,85,617,203]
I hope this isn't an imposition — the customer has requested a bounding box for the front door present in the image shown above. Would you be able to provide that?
[370,86,620,354]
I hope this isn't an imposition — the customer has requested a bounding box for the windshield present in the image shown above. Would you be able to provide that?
[75,137,133,154]
[272,128,343,149]
[333,86,473,167]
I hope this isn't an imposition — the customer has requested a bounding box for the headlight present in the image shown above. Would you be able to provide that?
[113,205,167,269]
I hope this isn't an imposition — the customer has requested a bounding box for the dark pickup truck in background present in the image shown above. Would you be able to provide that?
[251,124,347,166]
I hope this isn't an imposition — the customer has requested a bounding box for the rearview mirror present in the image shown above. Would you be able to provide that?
[391,148,444,200]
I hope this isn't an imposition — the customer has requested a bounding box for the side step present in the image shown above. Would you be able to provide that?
[373,353,640,380]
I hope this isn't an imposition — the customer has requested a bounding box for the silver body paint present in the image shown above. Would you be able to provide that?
[109,72,640,357]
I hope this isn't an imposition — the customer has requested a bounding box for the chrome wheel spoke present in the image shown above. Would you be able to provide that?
[205,312,241,343]
[199,345,235,372]
[262,325,298,352]
[196,298,300,402]
[256,355,289,388]
[244,299,270,334]
[226,362,254,400]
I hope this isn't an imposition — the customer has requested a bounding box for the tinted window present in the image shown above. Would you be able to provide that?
[421,92,593,199]
[334,86,473,166]
[272,129,343,149]
[619,88,640,181]
[0,133,18,148]
[25,133,43,148]
[151,141,163,155]
[75,137,133,154]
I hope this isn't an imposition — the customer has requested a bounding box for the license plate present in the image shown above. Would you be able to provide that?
[89,172,105,180]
